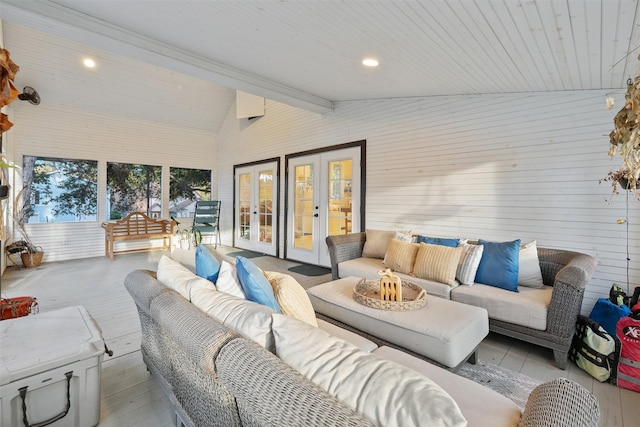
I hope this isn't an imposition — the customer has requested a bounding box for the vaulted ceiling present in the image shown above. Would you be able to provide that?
[2,0,640,131]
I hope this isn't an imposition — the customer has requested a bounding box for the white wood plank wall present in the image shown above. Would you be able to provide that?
[3,20,637,315]
[2,22,219,265]
[4,103,216,262]
[217,92,638,314]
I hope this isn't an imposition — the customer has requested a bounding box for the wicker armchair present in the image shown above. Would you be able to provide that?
[326,232,598,369]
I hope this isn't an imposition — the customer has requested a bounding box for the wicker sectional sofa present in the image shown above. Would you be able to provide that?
[124,261,600,427]
[326,231,598,369]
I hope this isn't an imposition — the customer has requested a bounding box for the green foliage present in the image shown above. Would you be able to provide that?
[45,160,98,218]
[107,162,161,217]
[169,167,211,201]
[28,157,98,222]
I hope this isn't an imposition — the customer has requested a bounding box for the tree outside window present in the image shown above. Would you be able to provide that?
[169,167,212,222]
[22,156,98,223]
[107,162,161,219]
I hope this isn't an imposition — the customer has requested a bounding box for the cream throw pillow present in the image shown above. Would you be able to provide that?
[264,271,318,327]
[362,229,394,259]
[518,240,544,288]
[272,314,467,427]
[413,243,464,287]
[383,239,420,274]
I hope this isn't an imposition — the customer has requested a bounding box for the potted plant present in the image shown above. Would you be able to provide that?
[4,186,45,268]
[179,228,192,250]
[0,156,17,200]
[6,239,43,268]
[604,73,640,199]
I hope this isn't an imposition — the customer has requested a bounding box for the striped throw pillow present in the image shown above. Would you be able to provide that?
[413,243,464,287]
[383,239,420,274]
[456,242,484,285]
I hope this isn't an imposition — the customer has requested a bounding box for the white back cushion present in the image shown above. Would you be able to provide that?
[272,313,467,427]
[157,255,215,300]
[191,287,276,352]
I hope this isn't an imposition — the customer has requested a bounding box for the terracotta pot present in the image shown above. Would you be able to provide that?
[21,251,44,268]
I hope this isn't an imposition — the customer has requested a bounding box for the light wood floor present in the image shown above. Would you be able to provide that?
[1,246,638,427]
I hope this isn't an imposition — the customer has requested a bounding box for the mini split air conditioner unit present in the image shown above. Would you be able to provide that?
[236,90,264,120]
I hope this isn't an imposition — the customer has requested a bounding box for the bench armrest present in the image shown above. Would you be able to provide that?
[326,232,367,279]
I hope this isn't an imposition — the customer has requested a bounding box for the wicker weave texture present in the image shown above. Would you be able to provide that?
[326,233,367,279]
[217,338,375,427]
[150,290,239,373]
[353,279,426,311]
[167,333,242,427]
[518,378,599,427]
[124,269,167,314]
[137,308,173,383]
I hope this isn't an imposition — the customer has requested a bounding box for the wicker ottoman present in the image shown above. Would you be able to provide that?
[307,276,489,369]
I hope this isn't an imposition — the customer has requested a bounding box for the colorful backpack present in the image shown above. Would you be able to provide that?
[589,296,632,338]
[616,309,640,392]
[569,315,619,383]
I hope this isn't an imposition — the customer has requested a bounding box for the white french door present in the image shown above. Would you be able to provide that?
[286,146,361,266]
[234,161,278,256]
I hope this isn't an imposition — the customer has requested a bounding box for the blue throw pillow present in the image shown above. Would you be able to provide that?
[195,245,221,283]
[417,235,460,248]
[474,239,521,292]
[235,256,282,313]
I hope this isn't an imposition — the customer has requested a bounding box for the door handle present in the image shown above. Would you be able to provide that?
[314,213,319,217]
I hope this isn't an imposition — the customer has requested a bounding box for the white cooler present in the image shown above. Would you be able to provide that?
[0,306,106,427]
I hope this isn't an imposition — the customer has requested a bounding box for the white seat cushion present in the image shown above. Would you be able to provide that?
[316,319,378,352]
[338,257,453,298]
[373,346,521,427]
[307,277,488,368]
[450,284,552,330]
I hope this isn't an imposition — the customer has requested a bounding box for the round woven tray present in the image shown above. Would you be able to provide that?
[353,278,427,311]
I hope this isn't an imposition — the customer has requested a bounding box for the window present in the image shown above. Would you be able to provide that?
[169,167,212,222]
[106,162,161,220]
[22,156,98,223]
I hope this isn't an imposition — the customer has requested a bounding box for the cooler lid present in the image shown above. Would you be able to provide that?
[0,305,105,385]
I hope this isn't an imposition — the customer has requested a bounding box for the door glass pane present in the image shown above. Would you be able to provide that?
[238,173,251,241]
[327,159,353,236]
[258,170,273,243]
[294,164,313,250]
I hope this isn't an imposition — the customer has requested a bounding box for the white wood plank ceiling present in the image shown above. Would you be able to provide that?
[2,0,640,124]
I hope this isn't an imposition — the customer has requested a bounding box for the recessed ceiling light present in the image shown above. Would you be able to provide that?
[83,58,96,68]
[362,58,379,67]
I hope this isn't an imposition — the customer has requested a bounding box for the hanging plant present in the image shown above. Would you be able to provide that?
[605,66,640,200]
[0,156,17,195]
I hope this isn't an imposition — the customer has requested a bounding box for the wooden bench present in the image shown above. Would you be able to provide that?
[101,212,176,260]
